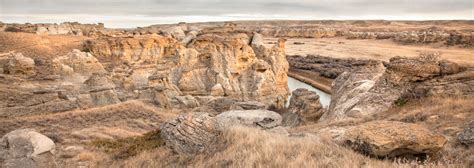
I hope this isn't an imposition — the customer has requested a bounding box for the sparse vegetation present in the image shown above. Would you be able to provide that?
[91,129,165,159]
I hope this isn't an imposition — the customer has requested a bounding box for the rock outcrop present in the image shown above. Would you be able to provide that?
[341,121,447,158]
[3,53,36,77]
[160,113,219,155]
[319,62,387,121]
[320,54,473,122]
[53,49,106,77]
[85,31,289,108]
[287,55,378,79]
[458,122,474,146]
[161,110,282,155]
[3,22,104,36]
[282,88,324,127]
[0,129,57,168]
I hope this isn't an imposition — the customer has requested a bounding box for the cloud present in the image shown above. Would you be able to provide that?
[0,0,472,28]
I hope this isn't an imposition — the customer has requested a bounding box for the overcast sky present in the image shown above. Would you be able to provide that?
[1,0,473,28]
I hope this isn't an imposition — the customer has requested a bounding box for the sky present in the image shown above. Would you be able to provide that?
[1,0,473,28]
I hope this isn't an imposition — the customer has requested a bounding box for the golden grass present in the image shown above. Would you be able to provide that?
[104,126,469,167]
[277,37,474,65]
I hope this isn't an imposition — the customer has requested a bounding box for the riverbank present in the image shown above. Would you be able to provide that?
[288,68,332,94]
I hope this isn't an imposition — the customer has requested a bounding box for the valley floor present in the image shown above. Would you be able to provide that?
[266,37,474,65]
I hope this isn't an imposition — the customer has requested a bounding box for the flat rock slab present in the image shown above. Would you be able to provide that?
[342,121,447,158]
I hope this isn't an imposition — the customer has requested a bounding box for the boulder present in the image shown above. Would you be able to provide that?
[458,121,474,146]
[3,53,35,76]
[319,62,387,121]
[181,30,199,45]
[210,84,225,96]
[161,110,283,155]
[385,54,441,82]
[162,26,185,40]
[283,88,324,126]
[160,113,219,155]
[0,129,56,168]
[342,121,447,158]
[215,110,282,130]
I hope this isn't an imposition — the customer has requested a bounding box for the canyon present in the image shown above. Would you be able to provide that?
[0,20,473,167]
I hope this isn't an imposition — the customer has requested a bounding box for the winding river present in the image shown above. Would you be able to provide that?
[287,77,331,107]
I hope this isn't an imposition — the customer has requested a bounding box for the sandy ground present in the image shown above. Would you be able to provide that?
[265,37,474,65]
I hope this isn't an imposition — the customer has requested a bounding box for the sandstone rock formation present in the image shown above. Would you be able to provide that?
[342,121,447,158]
[287,55,379,79]
[0,129,57,168]
[161,110,282,155]
[258,26,338,38]
[282,88,324,127]
[3,53,36,77]
[319,62,387,121]
[320,54,473,122]
[160,113,219,155]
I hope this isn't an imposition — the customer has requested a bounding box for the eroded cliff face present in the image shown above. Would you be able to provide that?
[0,26,289,119]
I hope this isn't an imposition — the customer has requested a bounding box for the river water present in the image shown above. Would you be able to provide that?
[287,77,331,107]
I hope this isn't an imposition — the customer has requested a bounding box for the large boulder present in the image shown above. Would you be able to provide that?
[319,62,388,121]
[0,129,56,168]
[84,31,290,108]
[161,110,282,155]
[162,26,186,40]
[341,121,447,158]
[160,113,219,155]
[3,53,35,76]
[283,88,324,126]
[385,54,441,82]
[53,49,106,77]
[320,55,468,122]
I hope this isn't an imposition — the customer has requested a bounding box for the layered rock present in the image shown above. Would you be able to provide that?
[0,129,57,168]
[52,49,106,77]
[85,31,289,108]
[319,62,387,121]
[160,113,219,155]
[320,54,473,122]
[287,55,378,79]
[282,89,324,127]
[161,110,283,155]
[2,53,36,77]
[341,121,447,158]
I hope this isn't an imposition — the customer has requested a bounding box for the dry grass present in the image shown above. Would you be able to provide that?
[293,96,474,167]
[0,100,177,143]
[103,126,468,168]
[91,129,165,159]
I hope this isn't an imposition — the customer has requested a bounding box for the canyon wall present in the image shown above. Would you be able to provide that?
[0,26,289,119]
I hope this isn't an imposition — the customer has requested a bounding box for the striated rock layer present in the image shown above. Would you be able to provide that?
[84,31,289,108]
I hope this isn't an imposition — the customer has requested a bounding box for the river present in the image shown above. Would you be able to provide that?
[287,77,331,107]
